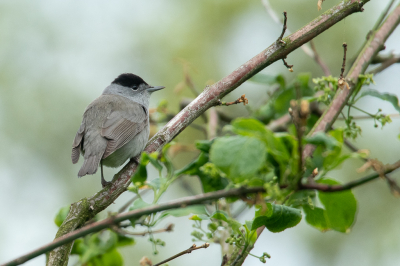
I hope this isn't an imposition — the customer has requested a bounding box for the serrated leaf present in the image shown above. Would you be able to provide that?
[358,89,400,113]
[54,206,70,227]
[252,203,302,232]
[210,136,266,180]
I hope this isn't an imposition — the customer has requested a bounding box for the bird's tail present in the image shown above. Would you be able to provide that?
[78,155,100,177]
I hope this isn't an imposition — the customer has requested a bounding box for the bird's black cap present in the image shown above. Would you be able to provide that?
[112,73,148,88]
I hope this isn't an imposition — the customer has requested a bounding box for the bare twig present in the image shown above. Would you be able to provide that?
[368,55,400,74]
[340,43,348,79]
[261,0,315,58]
[153,243,210,266]
[276,11,288,45]
[282,57,294,72]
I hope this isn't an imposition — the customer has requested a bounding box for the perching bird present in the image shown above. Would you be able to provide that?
[72,73,165,187]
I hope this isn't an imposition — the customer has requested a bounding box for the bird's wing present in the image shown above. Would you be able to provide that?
[72,122,85,164]
[101,100,148,159]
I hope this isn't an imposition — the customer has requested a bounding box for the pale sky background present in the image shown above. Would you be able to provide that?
[0,1,399,266]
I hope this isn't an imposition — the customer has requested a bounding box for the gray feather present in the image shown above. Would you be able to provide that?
[72,94,148,177]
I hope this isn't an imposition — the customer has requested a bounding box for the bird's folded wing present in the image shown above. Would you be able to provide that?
[101,102,147,159]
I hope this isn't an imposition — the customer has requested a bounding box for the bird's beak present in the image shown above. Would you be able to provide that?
[147,86,165,93]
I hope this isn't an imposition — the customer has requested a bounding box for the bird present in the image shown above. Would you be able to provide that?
[72,73,165,187]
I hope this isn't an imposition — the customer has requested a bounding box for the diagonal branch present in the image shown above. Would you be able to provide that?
[303,3,400,159]
[41,1,370,265]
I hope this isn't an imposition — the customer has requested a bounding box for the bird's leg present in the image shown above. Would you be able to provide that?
[100,161,111,188]
[132,156,140,165]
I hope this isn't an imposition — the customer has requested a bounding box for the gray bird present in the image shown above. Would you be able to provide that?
[72,73,165,187]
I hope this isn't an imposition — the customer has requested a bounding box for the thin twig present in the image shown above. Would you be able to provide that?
[367,55,400,75]
[153,243,210,266]
[282,57,293,72]
[301,160,400,191]
[261,0,315,58]
[337,113,400,120]
[340,43,348,79]
[373,0,396,30]
[111,224,174,237]
[276,11,288,45]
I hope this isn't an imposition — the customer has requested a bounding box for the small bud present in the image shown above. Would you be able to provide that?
[312,168,318,177]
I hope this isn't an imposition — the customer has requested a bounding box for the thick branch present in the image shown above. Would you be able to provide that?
[42,1,370,265]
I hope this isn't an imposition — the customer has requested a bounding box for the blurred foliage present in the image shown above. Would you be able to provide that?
[1,0,400,265]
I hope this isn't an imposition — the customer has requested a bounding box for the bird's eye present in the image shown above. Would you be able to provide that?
[132,86,138,91]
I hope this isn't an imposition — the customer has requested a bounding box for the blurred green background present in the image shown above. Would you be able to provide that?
[0,0,399,265]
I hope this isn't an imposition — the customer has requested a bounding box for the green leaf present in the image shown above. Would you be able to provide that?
[98,249,123,266]
[317,179,357,233]
[358,89,400,113]
[175,152,209,176]
[211,211,242,233]
[195,139,214,153]
[210,136,266,180]
[303,205,329,232]
[131,153,149,184]
[87,248,123,266]
[252,203,302,232]
[116,234,135,247]
[129,199,151,211]
[304,132,340,150]
[54,206,70,227]
[79,231,119,264]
